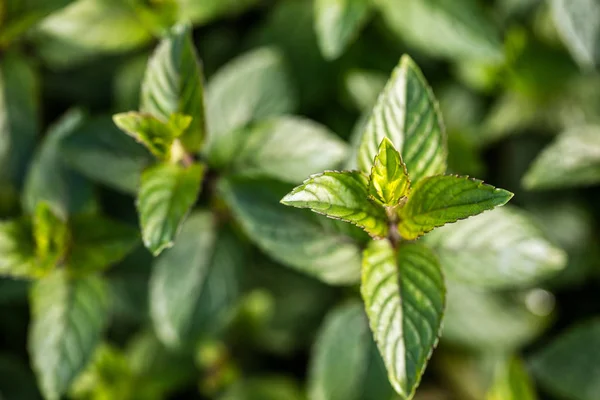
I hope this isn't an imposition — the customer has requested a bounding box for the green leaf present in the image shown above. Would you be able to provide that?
[68,215,140,276]
[113,112,192,160]
[486,357,537,400]
[376,0,503,62]
[0,219,40,279]
[61,115,153,194]
[220,376,304,400]
[531,319,600,400]
[207,116,348,184]
[205,47,296,139]
[140,23,207,151]
[177,0,261,25]
[344,69,387,112]
[368,137,410,206]
[220,178,363,285]
[281,171,388,238]
[314,0,371,60]
[357,55,447,183]
[523,126,600,190]
[29,270,109,400]
[137,163,204,256]
[425,206,566,289]
[361,240,445,399]
[33,202,69,269]
[550,0,600,69]
[150,212,241,348]
[398,175,513,240]
[22,109,96,219]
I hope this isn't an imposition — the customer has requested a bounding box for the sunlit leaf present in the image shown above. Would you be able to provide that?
[486,357,537,400]
[368,138,410,206]
[0,219,40,279]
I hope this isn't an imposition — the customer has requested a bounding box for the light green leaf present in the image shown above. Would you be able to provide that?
[177,0,261,25]
[61,116,153,194]
[137,163,204,256]
[29,270,109,400]
[523,125,600,190]
[0,219,40,279]
[531,319,600,400]
[207,116,348,184]
[487,357,537,400]
[358,55,447,183]
[0,0,74,44]
[33,202,69,269]
[220,178,363,285]
[344,69,387,112]
[376,0,503,62]
[314,0,371,60]
[425,206,566,289]
[205,47,296,139]
[150,212,241,348]
[140,23,206,151]
[281,171,388,238]
[551,0,600,69]
[399,175,513,240]
[22,109,96,219]
[368,137,410,206]
[113,112,192,160]
[361,240,445,399]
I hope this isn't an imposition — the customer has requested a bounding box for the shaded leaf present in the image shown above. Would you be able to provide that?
[368,137,410,206]
[486,357,537,400]
[344,69,387,112]
[0,0,74,44]
[220,376,304,400]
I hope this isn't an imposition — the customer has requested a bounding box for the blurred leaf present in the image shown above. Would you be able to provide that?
[368,138,410,206]
[314,0,372,60]
[29,270,109,400]
[205,47,296,139]
[523,125,600,190]
[220,376,304,400]
[425,206,566,289]
[220,177,363,285]
[32,202,69,270]
[361,240,445,399]
[150,212,241,348]
[114,55,148,112]
[22,109,96,219]
[61,116,153,194]
[531,319,600,400]
[446,132,485,176]
[177,0,262,25]
[550,0,600,69]
[0,218,40,279]
[282,171,389,238]
[376,0,503,62]
[207,116,348,184]
[398,175,513,240]
[486,357,536,400]
[344,69,387,112]
[137,162,204,256]
[140,24,206,152]
[358,55,447,183]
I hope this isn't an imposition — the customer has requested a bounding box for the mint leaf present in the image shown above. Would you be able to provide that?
[220,178,363,285]
[361,240,445,399]
[137,163,204,256]
[358,55,447,183]
[425,207,566,289]
[177,0,261,25]
[487,357,536,400]
[398,175,513,240]
[33,202,69,270]
[368,137,410,206]
[113,112,192,160]
[150,212,241,349]
[207,116,348,184]
[0,219,39,279]
[29,270,109,400]
[314,0,371,60]
[523,126,600,190]
[282,171,388,238]
[140,24,206,151]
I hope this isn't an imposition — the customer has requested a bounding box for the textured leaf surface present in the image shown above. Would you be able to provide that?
[531,319,600,400]
[0,219,39,278]
[137,163,204,256]
[140,24,206,151]
[551,0,600,69]
[487,357,537,400]
[281,171,388,238]
[523,126,600,190]
[425,207,566,289]
[358,56,447,183]
[368,138,410,206]
[150,212,241,348]
[314,0,371,60]
[205,47,296,139]
[361,240,445,398]
[206,116,348,184]
[220,178,363,285]
[398,175,513,240]
[29,271,109,400]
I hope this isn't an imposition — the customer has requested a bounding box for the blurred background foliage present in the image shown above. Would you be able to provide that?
[1,0,600,399]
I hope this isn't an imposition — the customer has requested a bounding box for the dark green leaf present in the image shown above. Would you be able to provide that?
[358,55,447,184]
[137,163,204,256]
[398,175,513,240]
[0,0,74,44]
[368,137,410,206]
[220,376,304,400]
[487,357,537,400]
